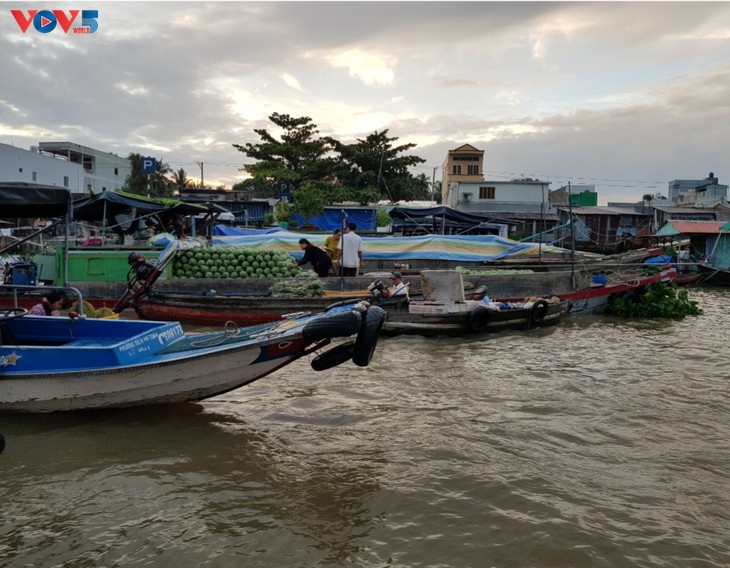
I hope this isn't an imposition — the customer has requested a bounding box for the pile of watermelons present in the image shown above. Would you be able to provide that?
[172,247,298,279]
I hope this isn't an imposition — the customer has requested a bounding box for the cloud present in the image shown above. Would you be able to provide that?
[328,48,396,86]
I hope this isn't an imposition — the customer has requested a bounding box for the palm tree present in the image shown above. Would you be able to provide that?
[170,168,193,194]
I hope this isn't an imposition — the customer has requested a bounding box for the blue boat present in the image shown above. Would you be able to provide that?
[0,301,384,413]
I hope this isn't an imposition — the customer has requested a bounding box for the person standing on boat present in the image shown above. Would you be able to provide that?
[323,229,342,275]
[388,271,408,296]
[339,223,363,277]
[29,289,67,316]
[292,238,333,278]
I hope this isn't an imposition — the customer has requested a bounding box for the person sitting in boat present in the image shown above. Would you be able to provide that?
[387,271,408,297]
[292,238,333,278]
[471,285,496,306]
[127,252,157,283]
[29,289,67,316]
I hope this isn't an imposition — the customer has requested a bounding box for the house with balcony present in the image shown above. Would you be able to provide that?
[439,144,485,204]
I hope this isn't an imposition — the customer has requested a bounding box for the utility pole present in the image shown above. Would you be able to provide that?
[432,166,438,203]
[196,161,204,189]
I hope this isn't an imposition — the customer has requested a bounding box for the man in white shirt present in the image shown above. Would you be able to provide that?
[388,271,408,296]
[339,222,363,277]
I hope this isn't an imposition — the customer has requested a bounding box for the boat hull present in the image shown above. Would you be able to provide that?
[377,299,567,337]
[0,337,314,413]
[559,266,677,315]
[136,293,367,326]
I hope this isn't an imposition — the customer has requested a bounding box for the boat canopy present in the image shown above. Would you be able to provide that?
[388,206,509,236]
[0,182,71,218]
[72,190,207,222]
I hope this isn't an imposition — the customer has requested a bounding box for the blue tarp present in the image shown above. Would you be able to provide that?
[289,208,376,232]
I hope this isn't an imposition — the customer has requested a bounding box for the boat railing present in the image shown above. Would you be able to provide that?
[0,284,87,316]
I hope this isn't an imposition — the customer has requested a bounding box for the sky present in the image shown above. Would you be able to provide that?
[2,1,730,205]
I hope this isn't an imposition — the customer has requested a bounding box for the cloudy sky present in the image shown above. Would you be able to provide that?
[2,1,730,204]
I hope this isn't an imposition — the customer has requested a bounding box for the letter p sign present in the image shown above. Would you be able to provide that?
[141,157,156,173]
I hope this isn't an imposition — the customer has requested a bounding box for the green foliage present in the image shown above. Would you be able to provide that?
[232,115,429,205]
[376,207,391,227]
[232,113,335,185]
[606,283,703,319]
[232,177,277,199]
[292,180,327,223]
[123,153,174,197]
[269,273,325,297]
[327,129,427,202]
[274,200,291,223]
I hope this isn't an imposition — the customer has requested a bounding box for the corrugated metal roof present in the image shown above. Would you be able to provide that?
[556,206,650,216]
[657,220,726,235]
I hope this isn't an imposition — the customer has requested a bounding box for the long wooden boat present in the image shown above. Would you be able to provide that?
[553,265,677,315]
[135,290,371,327]
[374,296,567,337]
[0,301,385,413]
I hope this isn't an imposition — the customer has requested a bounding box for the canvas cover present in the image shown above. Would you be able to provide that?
[0,182,71,218]
[72,190,207,222]
[211,225,579,262]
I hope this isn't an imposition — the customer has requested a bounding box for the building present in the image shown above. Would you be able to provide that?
[549,184,598,207]
[555,206,653,253]
[0,141,130,198]
[668,173,728,205]
[440,144,484,203]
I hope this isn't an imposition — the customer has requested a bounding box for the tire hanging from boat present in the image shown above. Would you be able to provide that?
[311,341,356,371]
[468,307,491,332]
[302,309,362,341]
[530,299,549,325]
[352,306,386,367]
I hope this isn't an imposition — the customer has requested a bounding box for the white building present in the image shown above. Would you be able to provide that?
[446,178,553,214]
[0,141,131,198]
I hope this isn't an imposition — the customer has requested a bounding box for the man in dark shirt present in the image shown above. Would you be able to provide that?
[292,238,333,277]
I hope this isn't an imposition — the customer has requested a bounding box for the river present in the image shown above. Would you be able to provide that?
[0,287,728,567]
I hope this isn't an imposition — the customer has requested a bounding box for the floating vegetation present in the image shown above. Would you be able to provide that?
[606,283,703,319]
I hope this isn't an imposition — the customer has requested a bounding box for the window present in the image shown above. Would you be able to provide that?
[63,176,69,187]
[114,167,119,176]
[479,186,496,199]
[32,171,37,181]
[467,165,479,175]
[18,167,23,173]
[452,165,462,175]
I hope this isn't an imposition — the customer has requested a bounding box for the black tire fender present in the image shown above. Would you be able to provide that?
[352,306,386,367]
[468,307,491,332]
[324,298,365,312]
[531,299,549,324]
[311,341,355,371]
[302,309,362,341]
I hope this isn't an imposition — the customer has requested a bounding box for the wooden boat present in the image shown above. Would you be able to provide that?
[135,290,370,327]
[367,270,567,337]
[375,296,567,337]
[556,265,678,315]
[0,301,385,413]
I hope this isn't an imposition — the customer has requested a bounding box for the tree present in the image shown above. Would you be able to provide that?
[232,113,335,187]
[231,178,277,199]
[123,153,173,197]
[291,181,327,225]
[327,129,427,202]
[170,168,193,194]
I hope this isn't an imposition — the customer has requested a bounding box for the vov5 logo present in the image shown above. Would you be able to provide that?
[11,9,99,34]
